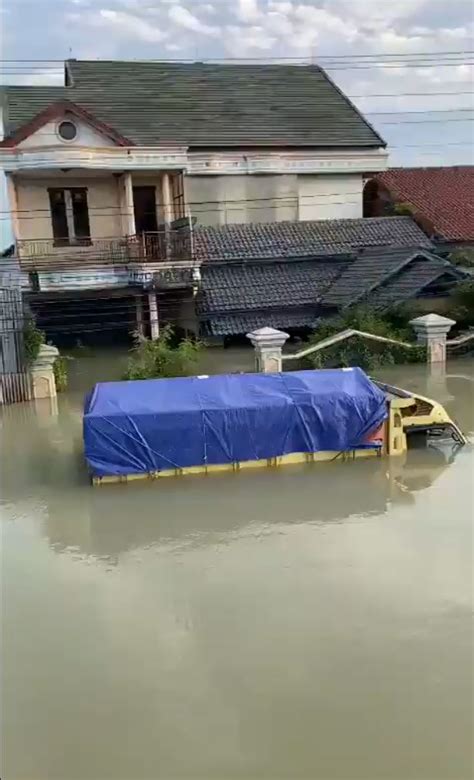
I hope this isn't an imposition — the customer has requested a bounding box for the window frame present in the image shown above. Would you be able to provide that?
[48,187,91,247]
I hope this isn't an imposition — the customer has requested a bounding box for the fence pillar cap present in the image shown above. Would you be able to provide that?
[246,327,290,348]
[31,343,59,371]
[410,313,456,338]
[410,313,456,328]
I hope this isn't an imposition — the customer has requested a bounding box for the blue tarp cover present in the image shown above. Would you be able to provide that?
[83,368,387,477]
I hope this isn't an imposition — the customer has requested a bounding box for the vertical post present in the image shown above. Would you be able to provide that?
[135,295,144,337]
[118,173,135,236]
[410,314,456,366]
[148,292,159,340]
[5,174,20,248]
[161,173,173,226]
[161,173,173,261]
[246,327,290,373]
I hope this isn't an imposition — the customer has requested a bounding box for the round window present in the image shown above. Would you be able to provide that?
[57,120,77,141]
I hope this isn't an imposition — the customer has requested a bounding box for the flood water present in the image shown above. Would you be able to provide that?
[1,352,473,780]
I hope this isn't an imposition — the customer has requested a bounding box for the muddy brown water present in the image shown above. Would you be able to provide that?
[1,351,473,780]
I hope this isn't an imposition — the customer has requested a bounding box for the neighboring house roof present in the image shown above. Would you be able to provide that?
[2,60,384,148]
[194,217,432,264]
[198,240,465,336]
[375,166,474,242]
[369,260,463,310]
[199,260,346,316]
[324,248,465,309]
[202,311,321,337]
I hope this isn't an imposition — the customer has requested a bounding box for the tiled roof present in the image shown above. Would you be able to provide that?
[3,61,384,148]
[375,167,474,242]
[204,311,320,337]
[194,217,433,263]
[369,260,464,309]
[198,247,466,336]
[198,260,346,314]
[322,248,424,307]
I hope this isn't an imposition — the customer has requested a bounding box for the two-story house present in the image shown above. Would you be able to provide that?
[0,60,388,339]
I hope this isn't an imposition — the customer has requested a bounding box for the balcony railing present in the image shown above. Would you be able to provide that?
[16,224,194,272]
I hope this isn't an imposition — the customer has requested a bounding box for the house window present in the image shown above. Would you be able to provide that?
[171,174,186,222]
[48,188,91,246]
[57,120,77,142]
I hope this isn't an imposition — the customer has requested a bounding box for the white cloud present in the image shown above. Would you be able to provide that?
[165,42,185,51]
[201,3,216,13]
[168,4,219,35]
[236,0,261,23]
[225,24,276,56]
[98,9,168,41]
[268,1,293,12]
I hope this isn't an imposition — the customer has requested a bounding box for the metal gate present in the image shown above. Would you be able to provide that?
[0,284,33,404]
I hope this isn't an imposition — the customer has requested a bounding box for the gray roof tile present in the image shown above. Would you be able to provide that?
[204,311,320,337]
[322,248,417,307]
[194,217,433,263]
[369,260,463,309]
[4,61,384,148]
[198,260,346,314]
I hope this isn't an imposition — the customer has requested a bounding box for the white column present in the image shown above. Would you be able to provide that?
[161,173,173,226]
[118,173,135,236]
[410,313,456,366]
[148,292,159,340]
[5,174,20,244]
[246,327,290,373]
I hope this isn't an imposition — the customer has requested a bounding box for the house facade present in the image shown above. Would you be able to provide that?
[0,60,388,337]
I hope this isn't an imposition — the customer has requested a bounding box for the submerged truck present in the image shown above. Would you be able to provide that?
[83,368,465,485]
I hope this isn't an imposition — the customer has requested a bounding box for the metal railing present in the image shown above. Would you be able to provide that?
[282,328,416,363]
[15,224,194,271]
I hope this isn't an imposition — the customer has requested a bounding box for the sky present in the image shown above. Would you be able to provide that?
[0,0,473,167]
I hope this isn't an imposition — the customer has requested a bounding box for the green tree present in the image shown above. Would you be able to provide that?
[124,325,202,380]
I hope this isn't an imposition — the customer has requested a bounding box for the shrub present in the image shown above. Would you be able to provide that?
[305,307,426,372]
[23,319,68,391]
[449,280,474,329]
[124,325,202,380]
[53,355,68,393]
[23,319,45,364]
[449,249,474,269]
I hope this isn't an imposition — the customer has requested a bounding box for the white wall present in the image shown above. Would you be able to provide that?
[186,174,298,225]
[18,118,116,149]
[297,174,363,220]
[186,173,363,225]
[14,176,122,241]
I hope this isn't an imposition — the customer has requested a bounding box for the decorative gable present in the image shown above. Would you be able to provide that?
[0,100,134,149]
[18,116,119,149]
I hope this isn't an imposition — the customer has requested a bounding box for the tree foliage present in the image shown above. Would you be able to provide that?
[449,248,474,269]
[23,318,68,391]
[23,319,45,364]
[448,280,474,329]
[124,325,202,380]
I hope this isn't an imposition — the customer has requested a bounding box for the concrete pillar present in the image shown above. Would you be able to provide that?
[5,174,20,246]
[135,295,144,337]
[161,173,173,226]
[118,173,135,236]
[148,292,159,340]
[246,327,290,373]
[410,313,456,366]
[30,343,59,400]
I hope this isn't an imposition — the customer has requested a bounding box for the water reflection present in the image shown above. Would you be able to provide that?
[1,356,473,780]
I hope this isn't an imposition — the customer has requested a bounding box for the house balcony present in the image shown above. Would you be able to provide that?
[15,225,198,293]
